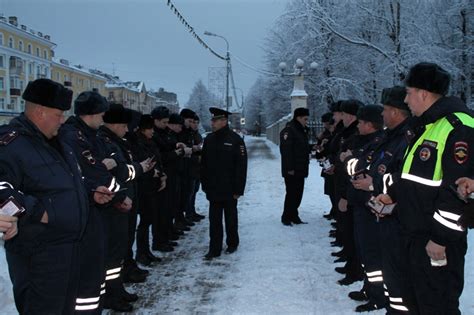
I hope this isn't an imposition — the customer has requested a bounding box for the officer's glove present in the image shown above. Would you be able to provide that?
[458,202,474,229]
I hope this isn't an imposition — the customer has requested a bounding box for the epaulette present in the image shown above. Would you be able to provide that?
[446,113,461,127]
[0,130,19,146]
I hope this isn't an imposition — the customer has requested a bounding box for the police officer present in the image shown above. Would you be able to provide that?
[59,91,118,314]
[325,101,345,250]
[201,107,248,260]
[344,105,386,312]
[179,108,199,224]
[188,113,205,221]
[167,114,191,231]
[97,103,154,312]
[376,63,474,314]
[279,107,311,226]
[333,100,363,285]
[315,112,336,220]
[351,86,411,314]
[0,79,95,314]
[152,107,185,251]
[131,114,167,265]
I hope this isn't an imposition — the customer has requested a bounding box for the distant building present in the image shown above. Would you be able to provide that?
[0,15,54,123]
[0,14,181,121]
[149,88,180,113]
[51,58,107,115]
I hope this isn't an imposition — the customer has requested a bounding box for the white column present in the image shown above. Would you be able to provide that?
[290,74,308,114]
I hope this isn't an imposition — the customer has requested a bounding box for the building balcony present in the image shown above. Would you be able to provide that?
[10,88,21,96]
[9,67,24,76]
[64,81,72,87]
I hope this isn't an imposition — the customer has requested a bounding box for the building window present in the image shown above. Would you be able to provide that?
[10,77,19,89]
[56,72,60,81]
[37,65,41,78]
[19,40,23,52]
[0,33,3,46]
[27,43,32,54]
[43,49,47,59]
[64,74,68,82]
[8,37,13,48]
[0,55,4,68]
[0,77,4,90]
[0,98,4,110]
[8,99,15,111]
[44,67,49,76]
[20,80,24,91]
[29,62,33,75]
[36,47,40,57]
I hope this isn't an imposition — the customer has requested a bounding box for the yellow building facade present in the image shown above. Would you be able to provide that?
[0,16,54,123]
[51,59,106,115]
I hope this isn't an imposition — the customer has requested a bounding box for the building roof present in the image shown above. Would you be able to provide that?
[52,57,107,82]
[0,15,55,47]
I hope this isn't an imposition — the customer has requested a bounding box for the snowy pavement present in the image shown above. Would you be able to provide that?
[1,136,473,314]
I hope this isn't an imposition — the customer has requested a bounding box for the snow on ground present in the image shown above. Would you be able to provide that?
[1,136,473,314]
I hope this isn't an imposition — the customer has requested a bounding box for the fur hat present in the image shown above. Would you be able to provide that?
[381,86,408,110]
[151,106,170,120]
[138,114,154,130]
[74,91,109,115]
[329,100,343,113]
[341,99,364,116]
[168,113,184,125]
[321,112,334,124]
[294,107,310,118]
[357,105,383,124]
[103,103,133,124]
[22,79,72,110]
[405,62,450,95]
[180,108,196,119]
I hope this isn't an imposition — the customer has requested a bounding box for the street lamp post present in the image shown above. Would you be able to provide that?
[204,31,230,112]
[278,59,318,113]
[234,87,244,109]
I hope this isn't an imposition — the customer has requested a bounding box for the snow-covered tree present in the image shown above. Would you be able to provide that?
[247,0,473,127]
[185,79,216,131]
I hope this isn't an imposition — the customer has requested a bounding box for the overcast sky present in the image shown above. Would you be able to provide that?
[2,0,288,105]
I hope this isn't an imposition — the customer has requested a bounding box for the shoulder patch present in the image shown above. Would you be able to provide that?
[283,132,289,141]
[454,141,468,164]
[0,131,19,146]
[82,150,96,165]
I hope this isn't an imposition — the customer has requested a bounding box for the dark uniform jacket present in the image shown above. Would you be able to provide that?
[130,131,164,195]
[279,119,311,178]
[201,126,247,201]
[177,126,195,178]
[345,130,384,207]
[368,118,411,196]
[153,127,184,178]
[333,120,359,199]
[0,114,89,251]
[388,97,474,245]
[326,121,345,165]
[60,116,119,197]
[190,130,203,180]
[97,126,144,204]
